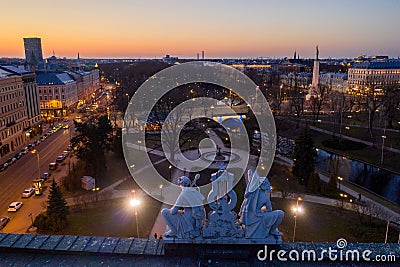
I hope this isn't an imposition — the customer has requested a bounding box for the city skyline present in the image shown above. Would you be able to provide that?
[1,0,400,59]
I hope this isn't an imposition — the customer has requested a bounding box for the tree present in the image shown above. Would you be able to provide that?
[292,127,316,185]
[47,179,69,220]
[381,85,400,129]
[33,179,69,232]
[310,84,328,125]
[307,172,320,194]
[289,84,306,129]
[327,173,338,196]
[72,115,113,178]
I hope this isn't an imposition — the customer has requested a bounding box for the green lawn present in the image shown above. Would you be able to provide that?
[272,198,399,243]
[61,197,162,238]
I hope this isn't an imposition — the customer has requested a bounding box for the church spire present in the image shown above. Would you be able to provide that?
[78,52,80,60]
[294,50,297,60]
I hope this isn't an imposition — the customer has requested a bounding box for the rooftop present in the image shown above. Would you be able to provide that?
[36,71,76,85]
[353,60,400,69]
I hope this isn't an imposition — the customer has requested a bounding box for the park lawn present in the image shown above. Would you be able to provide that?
[272,198,399,243]
[61,196,162,238]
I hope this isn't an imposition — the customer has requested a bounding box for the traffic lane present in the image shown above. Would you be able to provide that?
[0,127,74,213]
[1,192,48,233]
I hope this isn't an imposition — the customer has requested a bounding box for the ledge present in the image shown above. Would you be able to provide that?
[0,233,164,256]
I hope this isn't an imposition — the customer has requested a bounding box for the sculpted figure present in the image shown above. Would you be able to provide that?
[239,170,284,239]
[162,175,206,238]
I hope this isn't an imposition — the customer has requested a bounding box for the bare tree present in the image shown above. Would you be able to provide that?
[310,84,328,125]
[381,85,400,129]
[289,85,305,129]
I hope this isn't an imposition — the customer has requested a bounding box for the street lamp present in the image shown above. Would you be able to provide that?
[31,149,41,179]
[345,126,350,135]
[292,197,303,242]
[130,190,141,238]
[168,165,172,181]
[337,177,343,190]
[125,93,129,106]
[159,184,163,197]
[92,187,100,202]
[381,135,387,165]
[340,193,348,208]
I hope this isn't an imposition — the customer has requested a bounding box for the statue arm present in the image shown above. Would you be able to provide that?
[170,205,180,215]
[265,198,273,212]
[256,195,273,214]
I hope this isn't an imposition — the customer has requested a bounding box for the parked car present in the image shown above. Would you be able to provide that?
[5,158,16,166]
[0,163,7,172]
[56,156,65,163]
[40,172,51,180]
[0,217,10,230]
[63,124,70,129]
[63,118,69,123]
[62,151,69,157]
[14,152,22,160]
[27,144,35,150]
[49,162,58,170]
[20,147,28,155]
[40,136,46,142]
[8,202,23,212]
[33,140,40,146]
[22,188,35,198]
[67,145,73,151]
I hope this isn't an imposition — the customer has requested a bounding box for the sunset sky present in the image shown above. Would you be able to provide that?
[1,0,400,59]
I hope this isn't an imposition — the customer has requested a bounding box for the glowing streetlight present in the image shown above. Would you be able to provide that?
[130,198,141,207]
[168,165,172,180]
[125,93,129,106]
[340,193,348,208]
[31,149,41,179]
[130,189,141,238]
[337,176,343,190]
[92,187,100,202]
[159,184,163,197]
[292,197,303,242]
[345,126,350,135]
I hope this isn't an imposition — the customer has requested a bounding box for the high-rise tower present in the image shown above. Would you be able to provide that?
[23,37,43,65]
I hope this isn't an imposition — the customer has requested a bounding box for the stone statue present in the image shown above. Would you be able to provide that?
[202,167,242,238]
[239,170,284,240]
[162,175,206,239]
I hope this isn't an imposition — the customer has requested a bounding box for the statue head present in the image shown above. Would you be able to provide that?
[178,176,191,187]
[245,169,272,194]
[260,178,272,192]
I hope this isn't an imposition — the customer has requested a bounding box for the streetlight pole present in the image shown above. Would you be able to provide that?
[135,211,139,238]
[381,135,387,165]
[159,184,163,197]
[125,93,129,107]
[292,197,302,242]
[31,149,41,179]
[340,193,348,209]
[130,190,141,238]
[337,177,343,191]
[92,187,100,202]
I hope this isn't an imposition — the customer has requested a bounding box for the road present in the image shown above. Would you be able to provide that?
[0,121,75,233]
